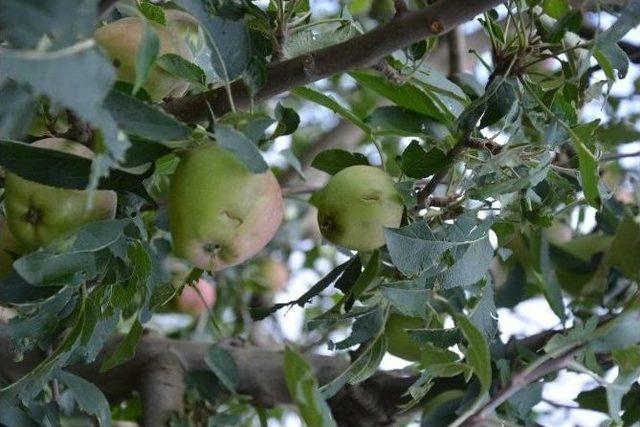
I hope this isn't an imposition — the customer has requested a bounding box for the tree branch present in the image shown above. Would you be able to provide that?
[162,0,504,123]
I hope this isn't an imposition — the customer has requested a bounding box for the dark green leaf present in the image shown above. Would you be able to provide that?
[57,371,110,427]
[272,103,300,138]
[401,140,449,179]
[157,53,206,85]
[311,149,369,175]
[365,106,449,139]
[570,121,600,208]
[139,1,166,25]
[100,320,144,372]
[205,345,238,393]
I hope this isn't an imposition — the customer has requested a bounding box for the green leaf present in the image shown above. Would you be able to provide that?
[400,140,449,179]
[214,126,268,173]
[157,53,206,85]
[205,345,239,394]
[100,319,144,372]
[284,347,337,427]
[344,250,380,310]
[350,71,446,120]
[538,234,566,320]
[293,86,370,134]
[594,0,640,79]
[333,306,384,350]
[134,20,160,95]
[310,149,370,175]
[543,0,570,19]
[176,0,250,80]
[0,140,151,198]
[321,334,387,398]
[365,106,449,139]
[104,89,192,141]
[591,299,640,352]
[570,122,600,208]
[139,1,166,25]
[454,314,491,393]
[272,103,300,138]
[57,371,110,427]
[609,216,640,280]
[14,220,129,285]
[380,281,431,317]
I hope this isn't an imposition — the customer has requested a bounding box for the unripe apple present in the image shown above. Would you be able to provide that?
[385,312,423,362]
[259,257,289,292]
[169,143,284,271]
[312,165,404,251]
[94,17,192,102]
[4,138,117,251]
[177,278,216,315]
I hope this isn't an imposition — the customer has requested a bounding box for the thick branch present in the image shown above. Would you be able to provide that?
[162,0,504,123]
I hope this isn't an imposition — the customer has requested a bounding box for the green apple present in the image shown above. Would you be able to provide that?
[169,143,284,271]
[385,312,424,361]
[312,165,404,251]
[94,16,192,102]
[4,138,117,251]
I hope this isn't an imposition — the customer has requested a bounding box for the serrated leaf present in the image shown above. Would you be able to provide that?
[380,281,431,317]
[214,126,268,173]
[311,149,369,175]
[333,307,384,350]
[284,347,337,427]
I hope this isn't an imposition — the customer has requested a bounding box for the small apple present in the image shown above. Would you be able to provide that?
[259,257,289,292]
[94,16,192,102]
[4,138,117,251]
[177,278,216,315]
[169,143,284,271]
[312,165,404,251]
[385,312,424,362]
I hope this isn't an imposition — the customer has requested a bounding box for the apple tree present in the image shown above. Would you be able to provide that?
[1,0,640,426]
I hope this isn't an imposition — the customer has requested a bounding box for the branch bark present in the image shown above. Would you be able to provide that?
[162,0,504,123]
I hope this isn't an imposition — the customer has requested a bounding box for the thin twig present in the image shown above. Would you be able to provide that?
[601,150,640,162]
[463,343,583,426]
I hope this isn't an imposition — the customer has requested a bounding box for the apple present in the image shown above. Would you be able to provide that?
[259,257,289,292]
[312,165,404,251]
[4,138,117,251]
[385,312,424,362]
[94,16,192,102]
[177,278,216,315]
[169,143,284,271]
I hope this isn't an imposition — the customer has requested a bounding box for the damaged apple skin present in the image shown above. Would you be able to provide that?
[169,143,284,271]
